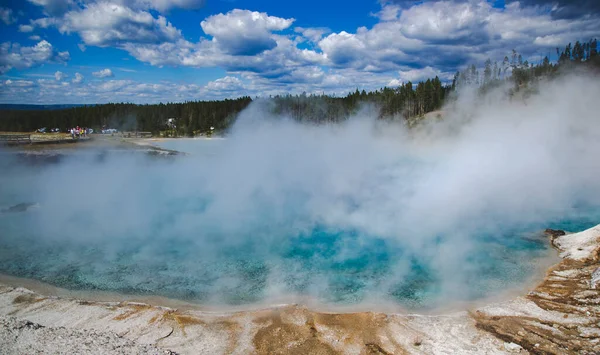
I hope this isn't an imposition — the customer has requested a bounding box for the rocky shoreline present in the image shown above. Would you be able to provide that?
[0,225,598,354]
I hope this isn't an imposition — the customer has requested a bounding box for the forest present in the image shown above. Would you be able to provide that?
[0,39,597,136]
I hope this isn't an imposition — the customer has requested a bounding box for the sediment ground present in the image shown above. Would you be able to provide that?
[0,225,598,354]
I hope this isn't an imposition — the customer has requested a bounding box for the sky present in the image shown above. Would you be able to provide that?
[0,0,599,104]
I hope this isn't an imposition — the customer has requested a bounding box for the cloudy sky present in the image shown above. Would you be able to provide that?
[0,0,599,104]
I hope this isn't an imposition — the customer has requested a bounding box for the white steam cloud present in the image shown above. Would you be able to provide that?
[1,72,599,310]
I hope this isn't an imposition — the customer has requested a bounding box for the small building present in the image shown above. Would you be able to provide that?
[166,118,177,129]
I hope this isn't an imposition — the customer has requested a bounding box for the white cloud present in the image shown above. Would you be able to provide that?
[319,31,368,65]
[29,35,42,41]
[294,27,330,43]
[66,2,181,46]
[27,0,75,16]
[6,1,600,101]
[205,76,244,92]
[19,24,35,33]
[31,2,182,47]
[0,40,70,75]
[387,78,401,87]
[37,78,71,92]
[28,0,206,16]
[318,1,600,74]
[0,7,16,25]
[72,72,84,83]
[201,9,295,55]
[54,70,67,81]
[396,66,454,83]
[0,68,394,104]
[398,1,490,43]
[374,3,401,21]
[128,0,205,12]
[78,43,86,52]
[515,0,600,19]
[92,68,114,78]
[4,79,35,87]
[31,17,59,29]
[121,33,326,82]
[95,79,129,91]
[117,67,137,73]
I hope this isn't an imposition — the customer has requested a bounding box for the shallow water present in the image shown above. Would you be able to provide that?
[0,140,598,311]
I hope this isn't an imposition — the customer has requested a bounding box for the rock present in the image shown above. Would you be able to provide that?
[544,228,566,238]
[504,342,523,352]
[591,267,600,290]
[0,317,178,355]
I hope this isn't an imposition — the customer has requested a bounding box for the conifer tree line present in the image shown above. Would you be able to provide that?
[270,76,448,123]
[0,98,252,136]
[452,39,599,90]
[0,39,597,135]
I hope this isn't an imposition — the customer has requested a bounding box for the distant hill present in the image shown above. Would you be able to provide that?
[0,104,90,111]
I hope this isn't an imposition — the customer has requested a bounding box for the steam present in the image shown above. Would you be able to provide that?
[1,73,600,310]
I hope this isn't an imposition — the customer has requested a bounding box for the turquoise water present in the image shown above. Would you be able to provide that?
[0,146,598,310]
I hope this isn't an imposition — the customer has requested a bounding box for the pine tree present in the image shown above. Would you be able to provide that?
[484,59,492,85]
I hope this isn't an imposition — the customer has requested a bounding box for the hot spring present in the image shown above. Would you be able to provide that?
[1,77,600,311]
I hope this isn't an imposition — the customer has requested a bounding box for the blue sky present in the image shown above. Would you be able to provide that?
[0,0,599,104]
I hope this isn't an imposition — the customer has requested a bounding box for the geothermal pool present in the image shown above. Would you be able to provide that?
[0,156,594,309]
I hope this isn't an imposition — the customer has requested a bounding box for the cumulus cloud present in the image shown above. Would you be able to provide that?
[0,7,16,25]
[29,35,42,41]
[56,2,181,47]
[1,65,412,104]
[27,0,75,16]
[92,68,114,78]
[397,1,490,44]
[36,78,70,92]
[95,79,129,91]
[396,66,454,83]
[387,78,402,87]
[0,40,70,75]
[0,76,211,104]
[72,72,84,83]
[374,3,401,21]
[54,70,67,81]
[28,0,206,15]
[318,0,600,74]
[6,1,600,100]
[18,24,34,33]
[27,2,182,48]
[26,5,308,79]
[514,0,600,19]
[201,9,295,55]
[319,31,369,66]
[295,27,331,43]
[121,34,326,83]
[206,76,244,92]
